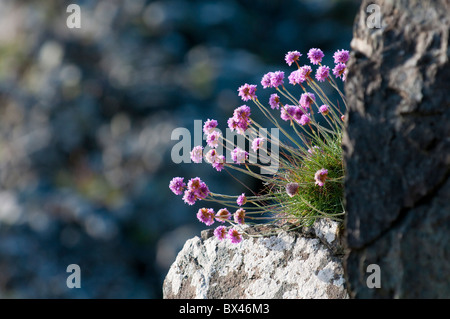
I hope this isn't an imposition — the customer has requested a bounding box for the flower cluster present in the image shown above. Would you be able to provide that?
[169,176,210,206]
[227,105,251,135]
[170,47,349,243]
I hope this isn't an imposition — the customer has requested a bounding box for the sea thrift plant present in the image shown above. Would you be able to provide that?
[170,47,349,243]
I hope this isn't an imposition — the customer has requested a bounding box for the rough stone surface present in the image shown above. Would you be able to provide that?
[163,221,348,299]
[343,0,450,298]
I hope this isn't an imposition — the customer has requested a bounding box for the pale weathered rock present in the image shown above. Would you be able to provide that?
[163,221,348,299]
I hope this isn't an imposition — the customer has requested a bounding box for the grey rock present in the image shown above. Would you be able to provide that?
[343,0,450,298]
[163,221,348,299]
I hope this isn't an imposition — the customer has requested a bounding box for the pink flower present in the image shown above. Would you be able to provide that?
[190,145,203,163]
[197,208,215,226]
[270,71,284,88]
[251,137,265,152]
[261,72,273,89]
[288,65,312,85]
[292,106,304,123]
[231,147,248,164]
[307,48,324,65]
[188,177,210,200]
[341,115,345,121]
[206,130,221,149]
[314,168,329,187]
[299,92,315,110]
[182,189,197,205]
[285,182,299,197]
[215,208,231,223]
[187,177,202,191]
[280,105,296,121]
[228,105,251,135]
[234,208,246,224]
[333,63,347,80]
[205,149,218,164]
[285,51,302,66]
[237,83,257,101]
[333,49,349,64]
[299,114,311,126]
[288,70,302,85]
[233,105,251,120]
[315,65,330,82]
[227,228,243,244]
[212,155,225,172]
[203,119,218,135]
[169,177,186,195]
[214,226,227,240]
[261,71,284,88]
[319,104,330,116]
[269,93,281,110]
[196,183,210,200]
[236,193,247,206]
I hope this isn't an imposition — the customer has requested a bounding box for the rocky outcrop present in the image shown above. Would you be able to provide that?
[163,220,348,299]
[343,0,450,298]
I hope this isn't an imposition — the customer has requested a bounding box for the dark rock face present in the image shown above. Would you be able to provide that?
[343,0,450,298]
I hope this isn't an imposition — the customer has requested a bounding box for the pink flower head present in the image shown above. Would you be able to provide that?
[288,70,302,85]
[187,177,202,191]
[190,145,203,163]
[299,92,316,110]
[215,208,231,223]
[285,182,299,197]
[234,208,246,225]
[205,149,218,164]
[285,51,302,66]
[280,105,296,121]
[261,72,273,89]
[227,117,239,132]
[228,105,251,135]
[196,183,210,200]
[227,228,243,244]
[314,168,329,187]
[188,177,210,200]
[299,114,311,126]
[237,83,257,101]
[182,189,197,205]
[212,155,225,172]
[206,130,221,149]
[319,104,330,116]
[288,65,312,85]
[203,119,218,135]
[269,93,281,110]
[341,115,345,121]
[233,105,251,120]
[270,71,284,88]
[333,49,349,64]
[169,177,186,195]
[299,65,312,80]
[251,137,265,152]
[315,65,330,82]
[197,208,215,226]
[333,63,347,80]
[231,147,248,164]
[236,193,247,206]
[307,48,324,65]
[214,226,227,240]
[293,106,305,123]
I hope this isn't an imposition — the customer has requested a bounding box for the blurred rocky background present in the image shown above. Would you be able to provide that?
[0,0,358,298]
